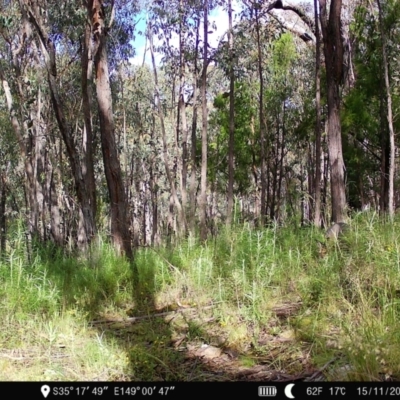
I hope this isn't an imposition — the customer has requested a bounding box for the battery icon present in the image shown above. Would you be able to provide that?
[258,386,277,397]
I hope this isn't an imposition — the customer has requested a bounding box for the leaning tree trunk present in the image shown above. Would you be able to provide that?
[89,0,133,259]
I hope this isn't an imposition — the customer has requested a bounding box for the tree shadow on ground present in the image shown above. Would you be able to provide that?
[39,245,320,382]
[86,260,319,382]
[88,262,238,381]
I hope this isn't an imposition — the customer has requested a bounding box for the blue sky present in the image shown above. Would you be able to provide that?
[130,0,311,66]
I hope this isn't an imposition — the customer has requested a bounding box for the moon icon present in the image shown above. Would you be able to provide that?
[284,383,295,399]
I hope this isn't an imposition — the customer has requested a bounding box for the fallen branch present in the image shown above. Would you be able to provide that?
[90,304,217,326]
[305,357,338,381]
[0,352,69,361]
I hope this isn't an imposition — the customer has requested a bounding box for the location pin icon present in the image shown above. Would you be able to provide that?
[41,385,51,398]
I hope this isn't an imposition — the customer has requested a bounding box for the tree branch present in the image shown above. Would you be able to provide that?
[268,10,314,43]
[266,0,315,36]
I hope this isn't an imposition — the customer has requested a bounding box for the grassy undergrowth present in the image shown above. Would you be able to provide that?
[1,212,400,381]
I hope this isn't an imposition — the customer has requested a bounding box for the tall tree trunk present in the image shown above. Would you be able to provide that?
[226,0,235,226]
[322,133,329,226]
[0,174,6,254]
[149,113,159,245]
[31,95,46,241]
[377,0,396,217]
[250,116,260,219]
[314,0,322,227]
[81,21,97,237]
[148,25,186,238]
[178,0,188,231]
[255,6,267,225]
[48,168,63,246]
[300,163,305,226]
[276,103,286,221]
[89,0,132,258]
[189,16,200,234]
[308,142,314,223]
[199,0,209,241]
[319,0,347,223]
[379,87,389,212]
[270,121,279,222]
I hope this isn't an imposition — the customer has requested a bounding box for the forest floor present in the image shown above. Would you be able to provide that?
[87,300,319,382]
[1,212,400,381]
[0,299,327,382]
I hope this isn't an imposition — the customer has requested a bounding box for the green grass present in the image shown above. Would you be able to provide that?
[1,212,400,381]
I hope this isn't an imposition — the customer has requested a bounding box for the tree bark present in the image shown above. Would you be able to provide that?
[178,0,189,229]
[189,16,200,235]
[377,0,395,217]
[89,0,133,258]
[255,6,267,225]
[269,0,346,223]
[199,0,209,241]
[313,0,322,227]
[319,0,347,223]
[379,86,389,212]
[0,174,7,254]
[226,0,235,226]
[276,103,286,221]
[81,21,97,237]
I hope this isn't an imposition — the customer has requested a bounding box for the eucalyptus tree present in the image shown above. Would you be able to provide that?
[0,110,19,253]
[188,14,201,234]
[113,64,162,246]
[318,0,347,223]
[235,0,273,224]
[313,0,322,227]
[266,33,299,222]
[267,0,347,224]
[145,0,192,238]
[0,1,63,246]
[12,0,99,248]
[0,0,139,257]
[209,83,256,214]
[230,1,314,224]
[199,0,209,240]
[211,0,316,224]
[226,0,235,226]
[254,0,268,224]
[343,0,400,212]
[377,0,397,217]
[148,22,186,238]
[87,0,133,259]
[145,0,225,239]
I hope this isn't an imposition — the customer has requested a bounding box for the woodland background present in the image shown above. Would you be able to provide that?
[0,0,400,382]
[0,0,398,254]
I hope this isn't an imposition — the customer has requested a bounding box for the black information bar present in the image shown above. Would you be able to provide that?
[1,382,400,399]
